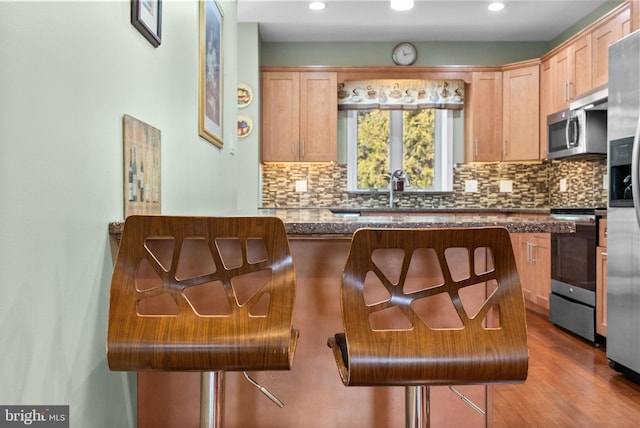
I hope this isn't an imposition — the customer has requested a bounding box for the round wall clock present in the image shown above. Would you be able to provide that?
[392,42,417,66]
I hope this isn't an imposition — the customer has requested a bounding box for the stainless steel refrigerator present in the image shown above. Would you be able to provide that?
[608,29,640,380]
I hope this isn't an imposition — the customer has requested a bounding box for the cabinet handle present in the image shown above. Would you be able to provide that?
[601,252,608,256]
[301,139,305,159]
[530,243,537,263]
[568,81,573,101]
[475,139,478,159]
[527,242,532,263]
[294,139,298,159]
[503,140,508,157]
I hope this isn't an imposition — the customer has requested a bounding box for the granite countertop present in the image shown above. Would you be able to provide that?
[109,208,576,237]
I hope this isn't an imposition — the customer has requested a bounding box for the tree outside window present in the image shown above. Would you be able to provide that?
[349,108,450,192]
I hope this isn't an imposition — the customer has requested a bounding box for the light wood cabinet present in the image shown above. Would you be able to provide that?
[539,58,553,160]
[596,218,608,337]
[465,64,540,163]
[540,4,631,162]
[502,64,540,161]
[633,0,640,32]
[553,36,592,112]
[465,71,503,162]
[261,71,337,162]
[511,233,551,311]
[540,35,592,117]
[592,5,631,89]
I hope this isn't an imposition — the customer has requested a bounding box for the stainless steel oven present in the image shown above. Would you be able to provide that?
[549,208,599,342]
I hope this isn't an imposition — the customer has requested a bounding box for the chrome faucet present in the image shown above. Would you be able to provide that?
[389,179,396,208]
[388,169,409,208]
[385,173,396,208]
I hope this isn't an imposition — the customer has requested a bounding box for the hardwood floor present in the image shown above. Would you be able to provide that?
[492,310,640,427]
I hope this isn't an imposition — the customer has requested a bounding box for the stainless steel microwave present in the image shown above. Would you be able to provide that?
[547,108,607,159]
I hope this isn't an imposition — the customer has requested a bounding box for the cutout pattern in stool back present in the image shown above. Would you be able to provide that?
[340,227,528,386]
[107,215,297,372]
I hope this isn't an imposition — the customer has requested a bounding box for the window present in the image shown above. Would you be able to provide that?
[346,108,454,192]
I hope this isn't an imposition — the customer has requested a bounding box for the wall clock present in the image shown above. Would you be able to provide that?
[392,42,417,66]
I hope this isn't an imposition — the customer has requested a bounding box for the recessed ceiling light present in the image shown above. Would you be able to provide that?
[488,2,505,12]
[309,2,326,10]
[390,0,414,11]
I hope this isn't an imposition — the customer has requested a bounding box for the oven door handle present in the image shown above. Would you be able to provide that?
[633,110,640,228]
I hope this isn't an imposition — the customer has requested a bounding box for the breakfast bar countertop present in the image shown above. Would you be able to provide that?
[108,208,576,237]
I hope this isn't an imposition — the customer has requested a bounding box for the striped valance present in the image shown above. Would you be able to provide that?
[338,79,465,110]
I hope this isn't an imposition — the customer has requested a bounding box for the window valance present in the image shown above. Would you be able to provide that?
[338,79,465,110]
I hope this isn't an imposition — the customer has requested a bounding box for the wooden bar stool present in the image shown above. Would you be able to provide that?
[328,227,528,427]
[108,215,298,427]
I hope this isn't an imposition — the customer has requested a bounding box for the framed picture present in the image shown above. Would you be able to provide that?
[131,0,162,47]
[123,114,161,218]
[199,0,224,148]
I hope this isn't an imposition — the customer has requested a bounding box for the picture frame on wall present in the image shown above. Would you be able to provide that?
[123,114,161,218]
[131,0,162,47]
[199,0,224,148]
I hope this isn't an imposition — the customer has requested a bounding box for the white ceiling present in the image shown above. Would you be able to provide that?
[236,0,611,43]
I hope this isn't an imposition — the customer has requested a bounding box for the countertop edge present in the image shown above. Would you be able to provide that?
[108,209,576,238]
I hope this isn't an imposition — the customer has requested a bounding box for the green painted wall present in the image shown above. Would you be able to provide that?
[0,1,241,426]
[260,41,549,67]
[551,0,624,48]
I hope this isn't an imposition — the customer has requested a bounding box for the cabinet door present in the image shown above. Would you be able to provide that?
[530,234,551,310]
[511,233,550,310]
[299,72,337,162]
[596,246,607,337]
[592,5,631,88]
[511,234,534,302]
[554,46,572,111]
[572,35,592,99]
[466,71,503,162]
[262,72,301,162]
[503,64,540,161]
[539,58,554,160]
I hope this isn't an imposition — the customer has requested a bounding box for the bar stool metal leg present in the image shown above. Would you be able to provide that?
[406,385,429,428]
[201,371,224,428]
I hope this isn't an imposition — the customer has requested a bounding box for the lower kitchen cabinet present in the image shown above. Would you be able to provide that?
[511,233,551,312]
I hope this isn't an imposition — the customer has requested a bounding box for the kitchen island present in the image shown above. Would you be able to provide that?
[108,209,574,428]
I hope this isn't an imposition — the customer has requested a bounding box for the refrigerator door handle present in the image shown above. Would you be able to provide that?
[632,113,640,228]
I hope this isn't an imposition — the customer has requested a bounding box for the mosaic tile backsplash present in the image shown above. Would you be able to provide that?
[262,157,607,210]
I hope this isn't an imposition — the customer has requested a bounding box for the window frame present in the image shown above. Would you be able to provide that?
[346,108,454,192]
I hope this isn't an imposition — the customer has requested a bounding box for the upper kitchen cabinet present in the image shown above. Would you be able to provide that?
[545,35,592,113]
[502,63,540,161]
[539,58,553,160]
[592,4,631,89]
[465,71,503,162]
[261,71,337,162]
[539,36,590,160]
[465,64,540,163]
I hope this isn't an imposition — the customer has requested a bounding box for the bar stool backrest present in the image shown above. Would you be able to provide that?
[329,227,528,386]
[108,215,297,372]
